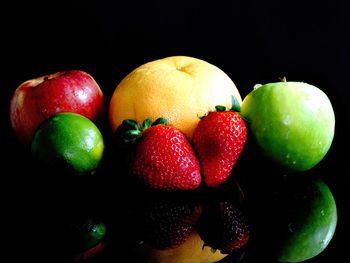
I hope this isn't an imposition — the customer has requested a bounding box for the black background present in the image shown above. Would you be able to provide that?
[6,0,349,262]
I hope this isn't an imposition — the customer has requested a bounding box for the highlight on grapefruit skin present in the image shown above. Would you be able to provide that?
[109,56,242,141]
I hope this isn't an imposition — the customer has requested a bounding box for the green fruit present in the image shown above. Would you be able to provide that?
[70,218,107,252]
[31,112,104,175]
[241,81,335,172]
[275,178,337,262]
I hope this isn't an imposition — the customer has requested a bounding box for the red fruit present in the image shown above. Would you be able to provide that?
[193,109,247,187]
[10,70,105,146]
[139,195,203,250]
[121,118,201,190]
[72,241,105,261]
[197,200,250,253]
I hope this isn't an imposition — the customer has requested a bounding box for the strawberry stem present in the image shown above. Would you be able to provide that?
[214,95,241,113]
[115,117,169,144]
[125,130,142,137]
[142,118,152,130]
[230,95,241,112]
[115,119,142,144]
[197,113,206,119]
[152,117,168,126]
[124,119,141,131]
[215,105,227,112]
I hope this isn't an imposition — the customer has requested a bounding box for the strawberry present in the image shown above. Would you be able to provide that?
[116,118,201,190]
[137,193,203,250]
[193,97,247,187]
[196,199,250,253]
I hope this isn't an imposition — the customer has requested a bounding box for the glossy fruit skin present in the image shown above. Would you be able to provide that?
[274,179,337,262]
[109,56,242,141]
[196,199,249,253]
[138,195,203,250]
[72,241,105,262]
[241,82,335,172]
[133,230,228,263]
[69,218,107,253]
[70,216,106,261]
[129,125,201,190]
[193,111,247,187]
[31,112,104,175]
[10,70,105,146]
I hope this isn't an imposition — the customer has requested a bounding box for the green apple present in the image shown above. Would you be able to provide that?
[274,178,337,262]
[240,81,335,172]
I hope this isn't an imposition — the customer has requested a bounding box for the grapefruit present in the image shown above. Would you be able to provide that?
[133,230,228,263]
[109,56,242,141]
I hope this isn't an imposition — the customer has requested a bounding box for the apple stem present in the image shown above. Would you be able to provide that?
[279,76,287,82]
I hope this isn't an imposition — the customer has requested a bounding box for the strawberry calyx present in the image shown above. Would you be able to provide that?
[214,105,227,112]
[116,117,168,144]
[220,95,241,112]
[198,95,241,119]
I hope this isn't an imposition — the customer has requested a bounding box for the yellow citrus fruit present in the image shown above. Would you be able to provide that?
[109,56,242,141]
[132,230,228,263]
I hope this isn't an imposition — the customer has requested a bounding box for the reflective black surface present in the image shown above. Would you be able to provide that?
[7,1,349,262]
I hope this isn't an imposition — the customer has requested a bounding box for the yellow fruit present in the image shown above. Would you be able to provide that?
[132,230,228,263]
[109,56,241,140]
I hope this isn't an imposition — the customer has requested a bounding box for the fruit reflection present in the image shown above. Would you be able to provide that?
[197,200,249,253]
[242,174,337,263]
[69,216,107,255]
[137,195,202,250]
[123,180,249,263]
[134,230,228,263]
[274,178,337,262]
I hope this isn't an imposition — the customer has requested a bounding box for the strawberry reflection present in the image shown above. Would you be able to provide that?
[126,179,250,256]
[197,200,250,254]
[135,192,203,250]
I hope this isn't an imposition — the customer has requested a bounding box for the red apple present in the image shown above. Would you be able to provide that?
[10,70,105,146]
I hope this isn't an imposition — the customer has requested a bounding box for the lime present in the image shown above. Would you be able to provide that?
[70,217,107,253]
[31,112,104,175]
[241,81,335,172]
